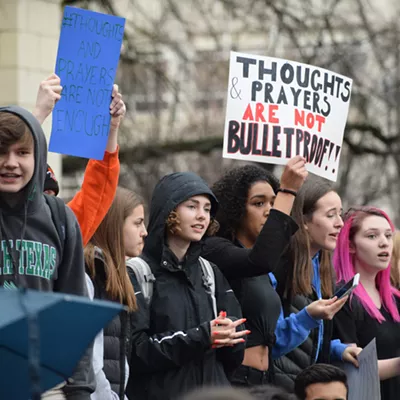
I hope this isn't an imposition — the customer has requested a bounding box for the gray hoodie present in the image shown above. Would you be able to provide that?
[0,106,94,399]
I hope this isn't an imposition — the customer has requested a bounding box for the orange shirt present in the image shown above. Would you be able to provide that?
[67,148,120,246]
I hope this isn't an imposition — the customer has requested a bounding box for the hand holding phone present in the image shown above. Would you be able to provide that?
[306,296,348,320]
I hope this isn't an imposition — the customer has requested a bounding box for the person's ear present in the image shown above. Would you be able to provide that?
[303,216,310,232]
[349,240,356,254]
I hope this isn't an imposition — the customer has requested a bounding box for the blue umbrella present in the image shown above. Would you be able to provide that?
[0,287,124,400]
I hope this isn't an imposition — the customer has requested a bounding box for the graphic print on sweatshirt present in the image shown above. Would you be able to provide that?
[1,239,57,282]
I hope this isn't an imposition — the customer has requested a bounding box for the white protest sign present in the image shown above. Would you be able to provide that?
[342,339,381,400]
[223,51,352,181]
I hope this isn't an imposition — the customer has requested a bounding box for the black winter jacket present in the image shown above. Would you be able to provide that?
[272,255,333,392]
[126,172,245,400]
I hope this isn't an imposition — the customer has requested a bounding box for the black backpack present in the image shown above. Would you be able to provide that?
[44,194,67,258]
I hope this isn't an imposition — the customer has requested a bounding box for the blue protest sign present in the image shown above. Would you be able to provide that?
[49,6,125,159]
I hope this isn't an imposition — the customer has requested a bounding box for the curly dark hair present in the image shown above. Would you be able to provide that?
[211,164,279,241]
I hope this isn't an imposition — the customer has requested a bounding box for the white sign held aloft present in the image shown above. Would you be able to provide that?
[223,51,353,181]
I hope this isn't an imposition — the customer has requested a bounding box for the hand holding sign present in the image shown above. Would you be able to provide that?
[280,155,308,193]
[105,84,125,153]
[109,84,125,132]
[343,345,363,368]
[271,156,308,216]
[33,74,63,125]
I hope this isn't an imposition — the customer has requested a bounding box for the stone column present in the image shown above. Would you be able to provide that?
[0,0,62,189]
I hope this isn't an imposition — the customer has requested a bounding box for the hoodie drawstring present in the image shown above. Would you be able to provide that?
[2,203,42,399]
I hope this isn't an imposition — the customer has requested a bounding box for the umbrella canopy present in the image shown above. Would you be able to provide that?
[0,288,124,399]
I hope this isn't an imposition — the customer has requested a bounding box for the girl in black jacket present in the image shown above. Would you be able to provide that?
[127,172,247,400]
[85,187,148,399]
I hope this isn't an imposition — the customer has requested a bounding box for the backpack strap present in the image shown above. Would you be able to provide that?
[44,194,66,258]
[199,257,217,319]
[94,246,105,261]
[126,257,155,304]
[126,256,217,317]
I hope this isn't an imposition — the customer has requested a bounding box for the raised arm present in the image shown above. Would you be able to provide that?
[66,84,123,245]
[32,74,124,246]
[203,157,307,280]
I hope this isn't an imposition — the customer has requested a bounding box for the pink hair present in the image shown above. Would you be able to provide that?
[333,206,400,323]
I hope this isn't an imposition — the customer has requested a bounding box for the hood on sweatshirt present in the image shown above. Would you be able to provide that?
[0,106,48,213]
[143,172,218,262]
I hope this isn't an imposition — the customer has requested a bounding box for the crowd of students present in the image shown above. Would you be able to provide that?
[1,73,400,400]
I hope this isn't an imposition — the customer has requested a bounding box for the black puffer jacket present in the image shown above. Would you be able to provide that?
[273,255,332,392]
[88,254,132,400]
[126,172,245,400]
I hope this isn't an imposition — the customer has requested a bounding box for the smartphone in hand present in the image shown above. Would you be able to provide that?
[333,273,360,299]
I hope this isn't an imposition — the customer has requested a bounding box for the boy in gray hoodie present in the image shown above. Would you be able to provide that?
[0,105,94,399]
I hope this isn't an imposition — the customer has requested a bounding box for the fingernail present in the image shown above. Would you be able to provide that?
[240,339,245,343]
[214,339,221,344]
[211,345,217,349]
[212,332,219,336]
[246,330,251,334]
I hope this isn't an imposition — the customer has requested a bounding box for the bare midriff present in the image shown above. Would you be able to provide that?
[242,345,269,371]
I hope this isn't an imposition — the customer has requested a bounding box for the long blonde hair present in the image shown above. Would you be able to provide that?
[85,187,144,311]
[391,231,400,289]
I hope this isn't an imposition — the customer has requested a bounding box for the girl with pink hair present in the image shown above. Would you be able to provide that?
[333,206,400,399]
